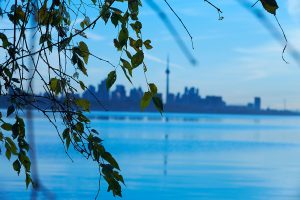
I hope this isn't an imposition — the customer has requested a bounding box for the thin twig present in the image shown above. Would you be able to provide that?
[251,0,260,7]
[274,15,289,64]
[164,0,194,49]
[146,0,197,65]
[204,0,224,20]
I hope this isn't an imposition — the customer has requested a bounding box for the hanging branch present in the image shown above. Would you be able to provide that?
[164,0,194,49]
[146,0,197,65]
[274,15,288,64]
[250,0,289,63]
[251,0,260,7]
[237,0,300,67]
[203,0,224,20]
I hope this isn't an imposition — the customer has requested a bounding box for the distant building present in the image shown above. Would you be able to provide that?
[97,80,109,102]
[111,85,126,102]
[82,85,96,100]
[204,96,226,108]
[254,97,261,110]
[129,87,143,102]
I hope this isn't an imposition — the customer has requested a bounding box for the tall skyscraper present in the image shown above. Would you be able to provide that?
[166,56,170,104]
[254,97,261,110]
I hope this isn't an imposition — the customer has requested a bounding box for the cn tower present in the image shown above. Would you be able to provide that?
[166,56,170,104]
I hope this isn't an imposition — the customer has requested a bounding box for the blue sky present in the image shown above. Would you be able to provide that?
[3,0,300,110]
[78,0,300,110]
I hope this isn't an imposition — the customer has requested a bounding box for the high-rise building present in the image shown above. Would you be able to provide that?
[254,97,261,110]
[97,80,109,101]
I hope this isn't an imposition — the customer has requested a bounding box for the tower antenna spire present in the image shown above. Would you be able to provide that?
[166,55,170,104]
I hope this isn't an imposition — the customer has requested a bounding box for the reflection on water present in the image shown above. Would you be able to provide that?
[2,112,300,199]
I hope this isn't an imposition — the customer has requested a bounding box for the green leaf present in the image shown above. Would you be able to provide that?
[260,0,278,15]
[80,17,90,29]
[102,152,120,170]
[59,36,72,51]
[13,159,21,175]
[131,51,144,68]
[1,123,12,131]
[77,113,90,123]
[140,92,152,111]
[149,83,157,95]
[66,136,71,150]
[135,39,143,49]
[102,9,111,24]
[0,33,11,48]
[4,68,12,78]
[152,96,164,114]
[49,78,61,95]
[120,58,132,76]
[120,59,132,70]
[5,149,11,160]
[130,21,142,34]
[101,164,123,196]
[125,50,132,59]
[12,117,25,139]
[77,58,88,76]
[15,6,26,22]
[39,34,51,45]
[19,153,31,171]
[129,37,137,50]
[113,39,121,50]
[6,137,17,154]
[118,27,128,47]
[73,134,81,142]
[62,128,71,149]
[143,40,153,49]
[79,41,89,64]
[79,81,86,90]
[16,116,25,128]
[75,98,90,111]
[92,136,103,143]
[7,105,15,117]
[113,171,125,185]
[75,122,84,133]
[62,128,70,139]
[25,173,32,188]
[91,129,99,135]
[111,12,120,27]
[106,71,117,90]
[120,65,132,84]
[129,0,139,14]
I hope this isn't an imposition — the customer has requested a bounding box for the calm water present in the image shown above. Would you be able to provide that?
[2,112,300,199]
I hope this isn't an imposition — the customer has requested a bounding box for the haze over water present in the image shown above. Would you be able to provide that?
[2,112,300,199]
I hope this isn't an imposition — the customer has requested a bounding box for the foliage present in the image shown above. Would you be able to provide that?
[0,0,280,198]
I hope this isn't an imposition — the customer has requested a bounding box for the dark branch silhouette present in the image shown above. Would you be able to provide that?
[146,0,197,65]
[237,0,300,66]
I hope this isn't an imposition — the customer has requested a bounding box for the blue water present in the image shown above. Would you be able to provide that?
[2,112,300,199]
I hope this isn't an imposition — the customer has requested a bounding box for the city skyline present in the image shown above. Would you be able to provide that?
[75,63,299,115]
[1,56,298,115]
[73,0,300,110]
[79,57,274,112]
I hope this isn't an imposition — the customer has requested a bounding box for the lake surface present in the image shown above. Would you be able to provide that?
[2,112,300,199]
